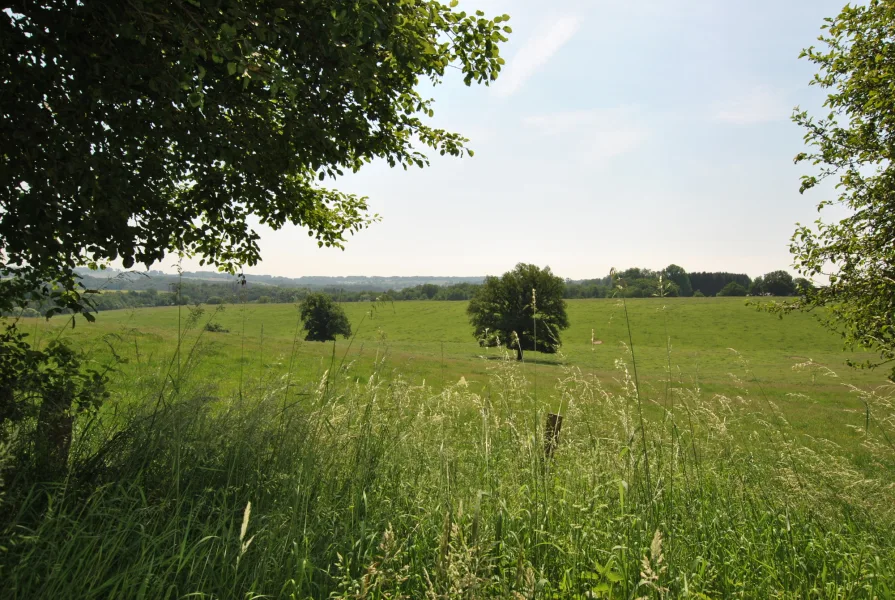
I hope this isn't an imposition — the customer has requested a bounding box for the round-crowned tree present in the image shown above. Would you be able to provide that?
[300,293,352,342]
[467,264,569,360]
[761,271,796,297]
[664,264,693,297]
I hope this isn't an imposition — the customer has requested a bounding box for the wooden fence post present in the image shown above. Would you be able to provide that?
[545,412,563,459]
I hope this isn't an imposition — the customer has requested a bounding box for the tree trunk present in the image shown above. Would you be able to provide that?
[34,393,73,480]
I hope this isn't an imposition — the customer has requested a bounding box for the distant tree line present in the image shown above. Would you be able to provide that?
[563,276,614,299]
[4,265,810,318]
[74,269,484,293]
[3,280,483,317]
[688,272,752,297]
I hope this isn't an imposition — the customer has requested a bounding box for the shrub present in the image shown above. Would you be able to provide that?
[204,322,228,333]
[0,324,110,480]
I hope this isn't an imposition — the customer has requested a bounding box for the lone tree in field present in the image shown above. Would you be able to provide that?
[467,264,569,360]
[0,1,509,476]
[784,0,895,378]
[300,294,352,342]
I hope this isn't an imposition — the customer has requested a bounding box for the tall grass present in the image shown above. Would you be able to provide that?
[1,308,894,598]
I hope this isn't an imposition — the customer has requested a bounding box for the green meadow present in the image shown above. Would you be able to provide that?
[25,297,882,447]
[12,295,888,489]
[5,298,895,598]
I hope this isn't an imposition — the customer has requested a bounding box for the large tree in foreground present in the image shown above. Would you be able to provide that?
[467,264,568,360]
[786,0,895,379]
[0,0,510,316]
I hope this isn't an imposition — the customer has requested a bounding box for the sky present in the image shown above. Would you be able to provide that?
[172,0,849,281]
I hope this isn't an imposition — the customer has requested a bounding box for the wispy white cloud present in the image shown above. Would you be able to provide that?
[523,108,649,161]
[495,15,581,98]
[713,85,791,125]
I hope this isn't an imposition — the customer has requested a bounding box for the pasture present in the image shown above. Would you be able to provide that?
[22,297,884,450]
[5,298,894,598]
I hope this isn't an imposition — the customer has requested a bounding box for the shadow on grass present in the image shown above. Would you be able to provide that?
[475,354,567,367]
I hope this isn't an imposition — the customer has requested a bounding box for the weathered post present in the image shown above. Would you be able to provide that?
[545,412,563,459]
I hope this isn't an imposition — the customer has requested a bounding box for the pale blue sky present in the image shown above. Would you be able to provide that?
[176,0,848,280]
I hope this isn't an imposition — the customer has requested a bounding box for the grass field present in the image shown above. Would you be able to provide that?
[4,298,894,598]
[21,297,884,450]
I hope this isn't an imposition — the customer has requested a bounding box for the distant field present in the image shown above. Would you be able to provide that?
[20,297,884,452]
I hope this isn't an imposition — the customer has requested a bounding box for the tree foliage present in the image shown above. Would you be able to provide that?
[717,281,748,297]
[664,264,693,297]
[749,276,765,297]
[0,0,509,480]
[688,272,752,297]
[0,0,510,316]
[0,326,110,478]
[761,270,796,297]
[467,264,568,360]
[610,268,680,298]
[787,0,895,377]
[563,277,612,299]
[300,293,352,342]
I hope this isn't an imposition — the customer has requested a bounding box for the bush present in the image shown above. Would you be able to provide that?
[204,322,228,333]
[205,296,224,305]
[693,290,706,297]
[0,324,110,480]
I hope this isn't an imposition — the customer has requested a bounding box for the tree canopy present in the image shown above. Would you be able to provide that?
[787,0,895,378]
[688,272,752,298]
[664,264,693,297]
[717,281,748,297]
[760,271,796,297]
[0,0,510,317]
[467,264,568,360]
[300,293,351,342]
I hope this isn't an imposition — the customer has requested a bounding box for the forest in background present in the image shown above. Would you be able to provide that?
[4,264,803,316]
